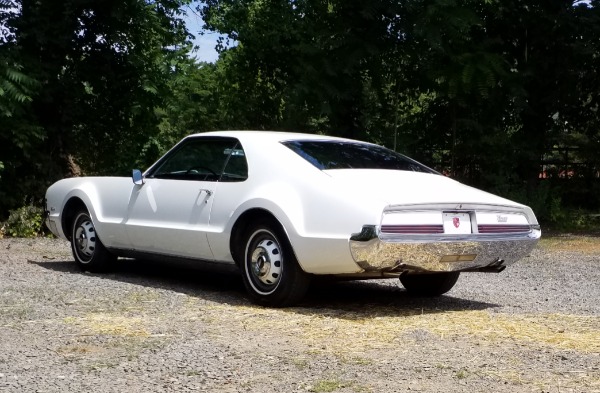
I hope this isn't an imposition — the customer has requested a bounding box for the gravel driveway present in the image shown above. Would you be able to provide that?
[1,237,599,393]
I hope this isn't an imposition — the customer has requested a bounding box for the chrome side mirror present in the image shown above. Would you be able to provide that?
[132,169,144,185]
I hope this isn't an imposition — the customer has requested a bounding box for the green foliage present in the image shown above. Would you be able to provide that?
[1,204,45,238]
[500,181,563,225]
[200,0,396,138]
[0,65,34,115]
[541,208,600,233]
[487,179,600,233]
[1,0,600,228]
[192,0,600,220]
[0,0,194,217]
[12,0,194,175]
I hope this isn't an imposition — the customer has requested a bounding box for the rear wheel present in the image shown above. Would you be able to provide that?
[70,210,116,272]
[241,219,310,307]
[400,272,460,296]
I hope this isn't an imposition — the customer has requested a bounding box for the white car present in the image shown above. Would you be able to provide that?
[45,131,541,306]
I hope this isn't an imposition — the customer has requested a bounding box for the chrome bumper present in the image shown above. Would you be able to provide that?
[349,226,541,273]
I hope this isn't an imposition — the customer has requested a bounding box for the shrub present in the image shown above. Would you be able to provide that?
[1,203,45,238]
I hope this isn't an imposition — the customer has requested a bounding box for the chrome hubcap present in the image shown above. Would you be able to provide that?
[250,239,282,286]
[75,219,96,260]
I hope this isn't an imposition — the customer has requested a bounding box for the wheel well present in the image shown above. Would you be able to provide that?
[61,197,88,241]
[229,209,285,267]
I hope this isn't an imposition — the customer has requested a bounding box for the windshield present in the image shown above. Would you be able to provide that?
[282,140,438,174]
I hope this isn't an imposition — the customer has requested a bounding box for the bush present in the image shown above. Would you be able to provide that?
[483,179,600,232]
[489,180,561,224]
[543,209,600,233]
[1,203,46,238]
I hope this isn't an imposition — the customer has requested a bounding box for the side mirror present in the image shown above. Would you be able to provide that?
[132,169,144,185]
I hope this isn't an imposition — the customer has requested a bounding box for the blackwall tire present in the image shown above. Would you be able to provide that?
[400,272,460,296]
[70,210,116,272]
[241,219,310,307]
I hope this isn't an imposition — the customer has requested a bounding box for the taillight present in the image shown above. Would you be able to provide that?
[477,225,531,234]
[381,225,444,234]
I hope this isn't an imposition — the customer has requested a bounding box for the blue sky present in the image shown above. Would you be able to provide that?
[183,2,222,63]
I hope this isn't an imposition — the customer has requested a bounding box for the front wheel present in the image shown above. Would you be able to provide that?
[400,272,460,296]
[70,210,116,272]
[241,220,310,307]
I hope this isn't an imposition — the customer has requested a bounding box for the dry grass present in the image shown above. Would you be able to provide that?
[183,301,600,390]
[538,235,600,254]
[59,313,168,363]
[63,313,151,337]
[480,367,600,392]
[50,290,598,390]
[191,303,600,355]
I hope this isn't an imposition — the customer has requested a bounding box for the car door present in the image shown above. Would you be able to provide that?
[125,137,241,260]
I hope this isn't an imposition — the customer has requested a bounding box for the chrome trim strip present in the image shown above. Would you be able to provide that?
[378,228,541,243]
[383,202,533,213]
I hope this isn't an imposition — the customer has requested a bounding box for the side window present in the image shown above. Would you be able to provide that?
[151,138,243,182]
[221,146,248,182]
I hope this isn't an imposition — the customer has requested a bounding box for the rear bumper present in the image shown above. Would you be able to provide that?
[349,225,541,273]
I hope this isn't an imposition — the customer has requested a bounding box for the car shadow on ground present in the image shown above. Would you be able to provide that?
[31,257,500,317]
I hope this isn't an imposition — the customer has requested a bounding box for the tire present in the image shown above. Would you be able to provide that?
[400,272,460,296]
[241,219,310,307]
[70,210,116,272]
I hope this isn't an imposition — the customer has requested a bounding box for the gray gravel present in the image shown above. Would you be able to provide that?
[0,237,599,393]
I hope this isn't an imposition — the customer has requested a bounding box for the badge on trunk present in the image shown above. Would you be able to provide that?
[443,213,472,234]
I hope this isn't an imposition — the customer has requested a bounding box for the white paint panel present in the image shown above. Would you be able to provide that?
[476,212,529,225]
[381,212,442,225]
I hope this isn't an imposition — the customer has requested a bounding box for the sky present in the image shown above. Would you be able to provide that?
[182,2,222,63]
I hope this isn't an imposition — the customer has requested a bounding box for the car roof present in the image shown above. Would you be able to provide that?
[187,130,361,144]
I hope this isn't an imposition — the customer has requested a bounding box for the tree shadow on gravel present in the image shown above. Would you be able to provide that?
[31,257,500,318]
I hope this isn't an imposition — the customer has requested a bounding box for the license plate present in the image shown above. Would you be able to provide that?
[443,213,472,234]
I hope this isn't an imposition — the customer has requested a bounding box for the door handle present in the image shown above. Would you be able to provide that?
[199,189,212,203]
[200,189,212,196]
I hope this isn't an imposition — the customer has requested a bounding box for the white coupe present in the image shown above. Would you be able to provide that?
[45,131,541,306]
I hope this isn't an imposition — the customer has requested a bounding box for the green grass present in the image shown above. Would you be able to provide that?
[311,379,347,392]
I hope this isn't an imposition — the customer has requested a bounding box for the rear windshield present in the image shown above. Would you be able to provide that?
[282,140,438,173]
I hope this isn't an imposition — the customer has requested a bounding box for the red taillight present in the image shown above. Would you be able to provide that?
[477,225,530,234]
[381,225,444,234]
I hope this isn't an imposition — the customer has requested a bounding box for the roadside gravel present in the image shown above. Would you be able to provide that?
[0,237,599,393]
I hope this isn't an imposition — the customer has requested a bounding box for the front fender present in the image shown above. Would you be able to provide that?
[46,177,135,248]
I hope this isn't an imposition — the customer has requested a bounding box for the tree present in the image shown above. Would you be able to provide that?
[0,0,193,216]
[0,0,44,212]
[200,0,399,138]
[199,0,600,216]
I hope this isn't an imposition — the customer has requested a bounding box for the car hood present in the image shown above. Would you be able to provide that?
[323,169,522,208]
